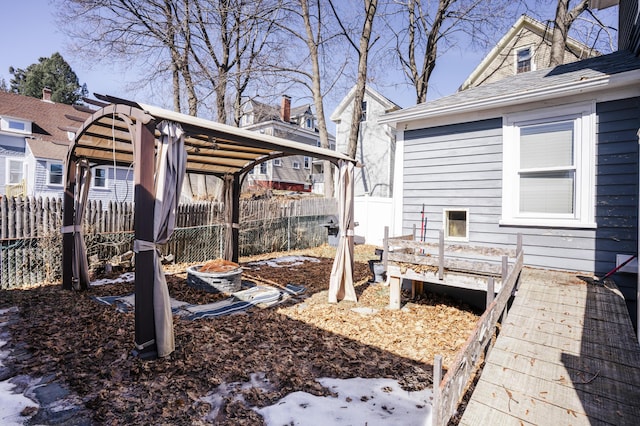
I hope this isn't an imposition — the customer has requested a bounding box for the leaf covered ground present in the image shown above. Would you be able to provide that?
[0,245,480,425]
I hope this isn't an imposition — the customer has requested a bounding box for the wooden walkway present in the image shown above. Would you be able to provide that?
[460,268,640,426]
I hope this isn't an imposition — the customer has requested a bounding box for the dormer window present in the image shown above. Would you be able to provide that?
[516,47,532,74]
[1,116,32,134]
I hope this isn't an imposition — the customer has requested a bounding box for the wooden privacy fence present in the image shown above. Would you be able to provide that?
[0,196,337,288]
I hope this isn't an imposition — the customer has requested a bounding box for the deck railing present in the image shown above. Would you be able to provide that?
[432,235,523,426]
[5,180,26,198]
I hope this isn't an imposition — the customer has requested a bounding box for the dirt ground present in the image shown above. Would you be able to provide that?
[0,244,481,425]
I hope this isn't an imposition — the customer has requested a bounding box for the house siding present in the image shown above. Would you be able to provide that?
[401,98,639,280]
[334,92,396,197]
[619,0,640,54]
[469,28,586,89]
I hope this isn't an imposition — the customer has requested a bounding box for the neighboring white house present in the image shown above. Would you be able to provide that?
[0,90,134,203]
[330,86,400,245]
[331,86,400,198]
[241,95,335,193]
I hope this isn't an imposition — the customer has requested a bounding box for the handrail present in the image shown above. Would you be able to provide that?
[5,180,26,197]
[431,242,523,426]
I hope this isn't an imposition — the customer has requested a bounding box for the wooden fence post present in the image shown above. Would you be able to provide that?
[433,354,443,426]
[486,277,495,308]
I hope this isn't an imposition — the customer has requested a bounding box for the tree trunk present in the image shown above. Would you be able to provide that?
[346,0,378,159]
[550,0,589,67]
[301,0,334,197]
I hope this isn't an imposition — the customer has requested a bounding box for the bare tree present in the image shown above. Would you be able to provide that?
[390,0,521,104]
[329,0,379,159]
[188,0,271,123]
[549,0,590,66]
[267,0,352,197]
[55,0,198,113]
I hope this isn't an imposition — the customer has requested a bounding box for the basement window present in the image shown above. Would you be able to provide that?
[444,209,468,241]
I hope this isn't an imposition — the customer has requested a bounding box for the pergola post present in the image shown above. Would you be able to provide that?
[231,174,241,263]
[61,159,77,290]
[133,118,158,359]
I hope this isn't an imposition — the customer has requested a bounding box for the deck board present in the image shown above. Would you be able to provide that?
[459,268,640,426]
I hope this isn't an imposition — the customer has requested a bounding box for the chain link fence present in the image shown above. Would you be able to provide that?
[0,197,337,289]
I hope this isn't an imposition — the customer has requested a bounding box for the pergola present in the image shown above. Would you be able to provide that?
[61,95,357,359]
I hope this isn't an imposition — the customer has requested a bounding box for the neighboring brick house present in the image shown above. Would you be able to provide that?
[459,15,600,91]
[0,90,133,203]
[240,95,335,193]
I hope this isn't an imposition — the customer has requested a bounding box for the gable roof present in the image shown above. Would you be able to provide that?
[459,15,599,91]
[330,86,400,122]
[0,91,88,144]
[245,99,281,123]
[380,50,640,126]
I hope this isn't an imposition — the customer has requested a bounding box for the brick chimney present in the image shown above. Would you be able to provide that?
[42,87,52,102]
[281,95,291,123]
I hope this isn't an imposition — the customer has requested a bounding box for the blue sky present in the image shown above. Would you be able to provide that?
[0,1,618,116]
[0,1,483,112]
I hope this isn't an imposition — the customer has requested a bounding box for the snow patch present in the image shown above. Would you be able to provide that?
[257,377,433,426]
[248,256,321,268]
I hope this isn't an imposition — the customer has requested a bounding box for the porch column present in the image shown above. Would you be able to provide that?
[133,118,158,359]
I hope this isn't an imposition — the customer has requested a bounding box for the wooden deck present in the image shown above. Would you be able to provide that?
[460,268,640,426]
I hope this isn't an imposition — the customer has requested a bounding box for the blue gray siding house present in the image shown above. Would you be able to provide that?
[380,50,640,320]
[0,91,133,203]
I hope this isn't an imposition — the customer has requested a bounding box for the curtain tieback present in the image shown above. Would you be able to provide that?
[61,225,82,234]
[340,230,355,237]
[134,239,158,253]
[225,223,240,229]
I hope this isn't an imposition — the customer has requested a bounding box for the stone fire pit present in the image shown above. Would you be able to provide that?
[186,259,242,293]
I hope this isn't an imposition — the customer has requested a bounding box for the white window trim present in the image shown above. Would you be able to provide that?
[93,166,109,189]
[303,156,311,169]
[1,116,32,134]
[292,160,301,170]
[500,102,596,229]
[443,208,469,242]
[46,162,64,187]
[6,158,25,184]
[273,158,282,167]
[514,45,535,74]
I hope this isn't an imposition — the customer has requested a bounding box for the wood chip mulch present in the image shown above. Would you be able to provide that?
[0,252,480,425]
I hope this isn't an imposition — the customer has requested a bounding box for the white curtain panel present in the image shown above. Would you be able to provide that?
[329,160,357,303]
[152,121,187,357]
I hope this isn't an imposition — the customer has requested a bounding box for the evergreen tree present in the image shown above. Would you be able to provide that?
[9,52,87,104]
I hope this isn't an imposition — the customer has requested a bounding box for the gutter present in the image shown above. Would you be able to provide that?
[379,69,640,126]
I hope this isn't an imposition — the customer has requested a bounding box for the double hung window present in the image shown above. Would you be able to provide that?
[502,103,595,228]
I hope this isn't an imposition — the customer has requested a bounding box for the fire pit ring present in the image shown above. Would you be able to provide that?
[186,265,242,293]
